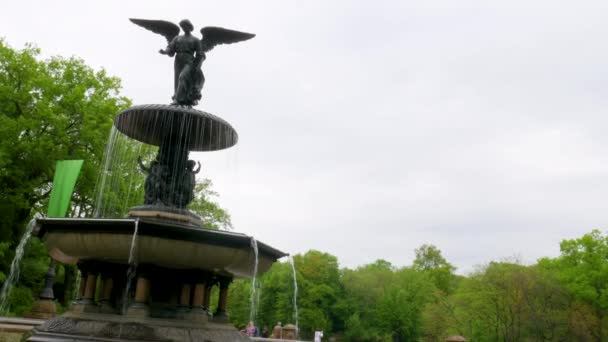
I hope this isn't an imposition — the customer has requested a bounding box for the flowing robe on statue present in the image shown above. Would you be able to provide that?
[165,34,205,105]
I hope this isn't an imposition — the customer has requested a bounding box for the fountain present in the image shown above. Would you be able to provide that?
[26,18,287,342]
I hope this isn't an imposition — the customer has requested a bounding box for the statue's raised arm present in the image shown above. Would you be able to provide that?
[129,18,254,107]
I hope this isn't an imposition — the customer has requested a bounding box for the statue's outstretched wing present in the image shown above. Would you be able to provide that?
[200,27,255,52]
[130,18,180,43]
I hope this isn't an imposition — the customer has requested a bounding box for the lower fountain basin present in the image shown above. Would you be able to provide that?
[35,218,286,278]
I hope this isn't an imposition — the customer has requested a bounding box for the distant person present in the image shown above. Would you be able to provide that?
[271,322,282,339]
[314,330,324,342]
[245,321,256,337]
[261,325,270,338]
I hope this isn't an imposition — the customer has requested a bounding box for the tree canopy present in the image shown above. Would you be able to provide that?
[0,39,130,242]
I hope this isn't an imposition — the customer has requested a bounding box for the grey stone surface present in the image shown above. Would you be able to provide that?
[29,315,252,341]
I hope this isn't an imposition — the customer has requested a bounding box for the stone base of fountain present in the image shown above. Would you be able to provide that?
[30,312,250,342]
[24,300,56,320]
[28,218,287,342]
[129,205,203,227]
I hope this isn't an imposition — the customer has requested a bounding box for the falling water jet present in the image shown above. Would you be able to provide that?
[288,256,299,334]
[93,127,118,218]
[0,216,39,314]
[255,281,262,322]
[122,218,140,315]
[249,237,259,323]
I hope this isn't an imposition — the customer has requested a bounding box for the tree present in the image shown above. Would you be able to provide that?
[376,267,434,341]
[413,244,456,294]
[539,229,608,340]
[0,39,129,235]
[188,179,232,230]
[341,260,395,341]
[450,261,571,342]
[0,40,130,313]
[295,251,344,338]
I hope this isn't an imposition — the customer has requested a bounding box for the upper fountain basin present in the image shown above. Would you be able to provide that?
[114,104,238,151]
[35,218,286,278]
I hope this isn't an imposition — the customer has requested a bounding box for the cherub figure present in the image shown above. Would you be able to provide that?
[175,160,201,208]
[138,156,161,205]
[130,18,255,106]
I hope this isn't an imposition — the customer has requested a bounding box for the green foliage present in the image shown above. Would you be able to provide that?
[91,133,154,218]
[228,277,253,326]
[0,39,129,315]
[0,39,130,227]
[341,260,395,341]
[376,267,435,341]
[294,251,343,338]
[188,179,232,230]
[413,244,456,294]
[0,242,10,282]
[255,261,296,329]
[4,286,34,316]
[538,229,608,340]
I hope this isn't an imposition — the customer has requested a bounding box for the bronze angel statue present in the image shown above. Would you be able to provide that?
[130,18,255,106]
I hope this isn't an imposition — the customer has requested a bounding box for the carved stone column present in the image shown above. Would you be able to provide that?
[134,277,150,303]
[179,283,191,308]
[72,262,99,313]
[192,283,205,308]
[99,266,116,314]
[77,273,86,300]
[214,276,232,323]
[177,281,192,318]
[126,267,151,319]
[203,281,214,311]
[83,272,98,302]
[187,271,209,322]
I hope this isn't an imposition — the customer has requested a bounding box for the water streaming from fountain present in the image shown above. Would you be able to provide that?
[93,127,118,217]
[92,127,156,219]
[122,218,140,315]
[0,216,38,314]
[255,281,262,322]
[249,237,259,323]
[288,256,299,333]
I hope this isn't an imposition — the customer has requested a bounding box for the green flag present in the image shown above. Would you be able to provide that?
[47,160,84,217]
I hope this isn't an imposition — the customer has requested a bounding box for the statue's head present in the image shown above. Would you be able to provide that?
[187,160,196,170]
[179,19,194,33]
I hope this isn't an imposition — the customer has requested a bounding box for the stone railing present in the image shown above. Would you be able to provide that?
[0,316,46,342]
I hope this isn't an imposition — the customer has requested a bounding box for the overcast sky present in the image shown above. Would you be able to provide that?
[2,0,608,273]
